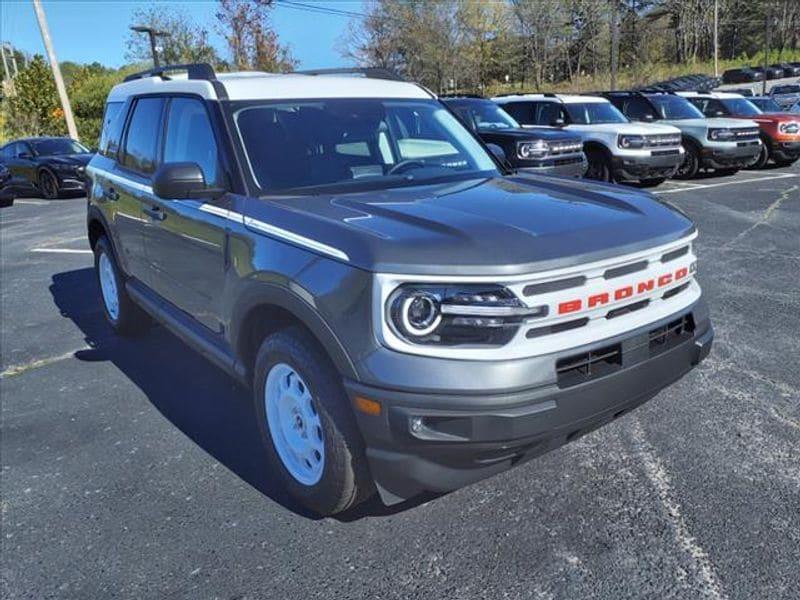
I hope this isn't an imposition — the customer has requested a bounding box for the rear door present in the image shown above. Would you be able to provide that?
[110,96,166,283]
[3,143,38,193]
[142,96,230,333]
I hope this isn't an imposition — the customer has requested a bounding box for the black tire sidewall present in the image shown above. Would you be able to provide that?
[586,150,611,182]
[93,236,146,335]
[754,142,769,169]
[253,328,371,515]
[39,170,59,200]
[676,144,699,179]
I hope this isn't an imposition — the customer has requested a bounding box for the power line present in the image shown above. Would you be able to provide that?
[274,0,368,20]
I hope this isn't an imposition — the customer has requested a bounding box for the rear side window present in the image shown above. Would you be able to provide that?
[534,102,566,126]
[163,97,220,186]
[623,97,657,121]
[502,102,534,124]
[122,97,164,175]
[99,102,125,158]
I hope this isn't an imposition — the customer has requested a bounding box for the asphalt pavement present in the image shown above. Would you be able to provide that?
[1,165,799,599]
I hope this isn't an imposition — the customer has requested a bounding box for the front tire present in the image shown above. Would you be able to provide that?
[254,327,373,516]
[93,236,149,335]
[38,170,60,200]
[585,149,613,182]
[752,141,770,169]
[675,144,700,179]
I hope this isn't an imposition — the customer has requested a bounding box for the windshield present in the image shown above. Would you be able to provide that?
[453,101,520,130]
[790,101,800,114]
[564,102,628,124]
[649,96,705,120]
[31,139,90,156]
[722,98,762,116]
[233,99,499,193]
[751,98,782,113]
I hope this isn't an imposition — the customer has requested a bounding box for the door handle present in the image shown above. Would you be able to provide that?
[144,205,166,221]
[104,187,119,201]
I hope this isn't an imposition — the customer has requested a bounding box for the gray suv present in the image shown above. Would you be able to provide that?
[87,64,713,515]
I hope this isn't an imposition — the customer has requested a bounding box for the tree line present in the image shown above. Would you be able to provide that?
[343,0,800,94]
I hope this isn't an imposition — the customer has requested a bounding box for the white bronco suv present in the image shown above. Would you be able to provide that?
[492,93,684,186]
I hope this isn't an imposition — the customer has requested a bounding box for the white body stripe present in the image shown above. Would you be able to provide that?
[86,166,348,262]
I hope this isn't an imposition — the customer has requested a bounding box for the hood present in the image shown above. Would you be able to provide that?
[243,175,695,276]
[563,122,681,135]
[48,154,93,166]
[747,113,800,124]
[479,127,581,143]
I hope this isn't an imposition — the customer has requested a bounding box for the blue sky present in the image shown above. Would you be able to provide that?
[0,0,363,69]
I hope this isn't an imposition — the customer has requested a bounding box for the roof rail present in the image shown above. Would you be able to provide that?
[123,63,216,83]
[438,93,486,99]
[295,67,405,82]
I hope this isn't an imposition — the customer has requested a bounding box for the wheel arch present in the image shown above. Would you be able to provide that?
[583,140,613,160]
[231,282,359,385]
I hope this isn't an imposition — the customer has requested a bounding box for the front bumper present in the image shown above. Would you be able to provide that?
[346,300,712,504]
[700,141,761,169]
[768,139,800,162]
[517,155,588,178]
[611,150,683,181]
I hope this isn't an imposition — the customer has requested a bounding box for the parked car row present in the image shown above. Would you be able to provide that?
[723,63,800,83]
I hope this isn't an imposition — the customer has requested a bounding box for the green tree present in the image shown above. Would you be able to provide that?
[4,55,66,139]
[216,0,296,72]
[69,68,121,146]
[125,6,221,66]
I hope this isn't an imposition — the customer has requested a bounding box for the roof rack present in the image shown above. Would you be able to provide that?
[295,67,405,82]
[124,62,216,83]
[438,93,486,99]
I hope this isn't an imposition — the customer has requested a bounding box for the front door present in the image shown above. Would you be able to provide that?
[142,96,229,333]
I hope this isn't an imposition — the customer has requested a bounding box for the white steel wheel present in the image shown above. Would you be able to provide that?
[98,251,120,321]
[264,363,325,486]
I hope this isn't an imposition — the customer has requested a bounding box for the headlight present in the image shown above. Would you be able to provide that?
[52,163,78,172]
[708,128,735,141]
[778,122,799,134]
[387,284,547,346]
[517,140,549,159]
[618,135,646,149]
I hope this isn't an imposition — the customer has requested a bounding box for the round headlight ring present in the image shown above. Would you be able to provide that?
[399,292,441,337]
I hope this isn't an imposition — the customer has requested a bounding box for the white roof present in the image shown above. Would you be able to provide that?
[676,91,745,100]
[107,71,433,103]
[492,94,609,104]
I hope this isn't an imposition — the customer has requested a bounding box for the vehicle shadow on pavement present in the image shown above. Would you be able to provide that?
[50,268,437,521]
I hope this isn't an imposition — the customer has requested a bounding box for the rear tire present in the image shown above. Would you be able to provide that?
[585,149,613,182]
[675,144,700,179]
[774,157,797,168]
[253,326,374,516]
[93,236,149,335]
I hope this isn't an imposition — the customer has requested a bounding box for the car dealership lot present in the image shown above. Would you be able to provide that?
[1,166,798,599]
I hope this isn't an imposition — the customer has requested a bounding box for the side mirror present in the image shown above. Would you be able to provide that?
[152,162,225,200]
[486,143,507,163]
[550,118,566,127]
[714,110,725,117]
[643,113,656,122]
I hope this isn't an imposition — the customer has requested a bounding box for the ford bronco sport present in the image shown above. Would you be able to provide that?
[491,93,684,186]
[88,64,713,515]
[602,91,763,178]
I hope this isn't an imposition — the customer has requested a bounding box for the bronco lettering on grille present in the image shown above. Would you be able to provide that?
[558,266,690,315]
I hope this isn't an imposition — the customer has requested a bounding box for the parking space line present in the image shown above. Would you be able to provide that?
[30,248,93,255]
[654,173,798,194]
[12,200,50,205]
[1,347,90,379]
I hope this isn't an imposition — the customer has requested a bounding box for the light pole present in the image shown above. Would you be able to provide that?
[130,25,170,67]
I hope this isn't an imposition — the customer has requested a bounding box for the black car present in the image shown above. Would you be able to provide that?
[752,65,784,80]
[722,67,764,84]
[769,63,800,78]
[0,163,14,208]
[0,137,93,199]
[440,96,587,177]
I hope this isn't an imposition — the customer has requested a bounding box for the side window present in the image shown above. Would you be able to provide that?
[452,107,476,131]
[534,102,565,126]
[163,97,220,186]
[502,102,533,125]
[706,99,727,116]
[99,101,125,159]
[122,97,164,175]
[0,144,14,158]
[624,97,658,121]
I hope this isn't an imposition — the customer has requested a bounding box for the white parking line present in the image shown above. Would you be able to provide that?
[30,248,93,255]
[12,200,49,205]
[654,172,798,194]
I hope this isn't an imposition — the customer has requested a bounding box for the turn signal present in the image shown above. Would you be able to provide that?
[354,396,382,416]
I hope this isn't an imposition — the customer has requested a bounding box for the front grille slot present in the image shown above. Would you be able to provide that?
[661,245,689,263]
[606,299,650,319]
[649,314,695,356]
[662,282,690,300]
[604,260,648,279]
[527,317,588,339]
[556,343,622,388]
[523,276,586,296]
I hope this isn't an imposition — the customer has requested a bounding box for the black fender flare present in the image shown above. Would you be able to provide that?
[583,140,613,162]
[229,280,359,382]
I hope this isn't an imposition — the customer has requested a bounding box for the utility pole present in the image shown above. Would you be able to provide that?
[130,25,170,67]
[0,43,10,82]
[713,0,719,78]
[32,0,79,140]
[762,5,770,96]
[610,0,619,90]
